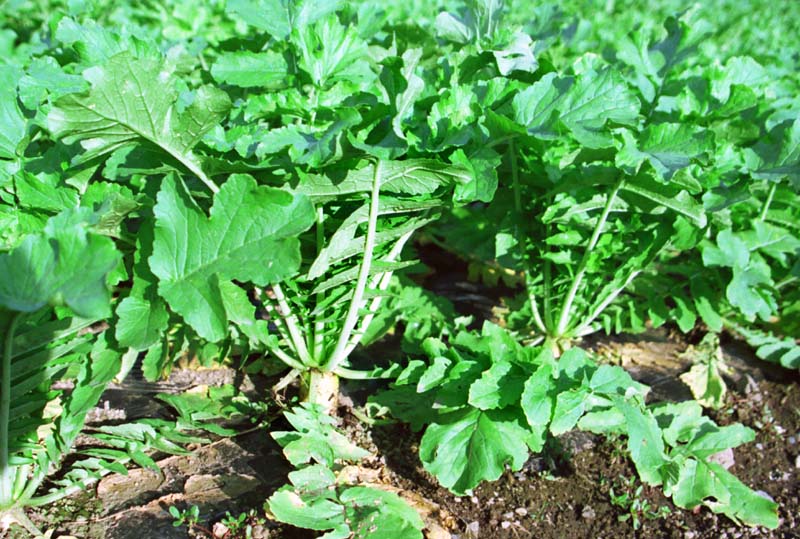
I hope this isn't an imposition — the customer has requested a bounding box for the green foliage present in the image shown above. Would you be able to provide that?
[375,323,779,527]
[1,0,796,534]
[268,405,424,539]
[679,333,729,409]
[606,475,671,530]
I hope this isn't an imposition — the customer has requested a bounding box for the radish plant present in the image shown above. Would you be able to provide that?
[1,0,797,535]
[0,211,121,534]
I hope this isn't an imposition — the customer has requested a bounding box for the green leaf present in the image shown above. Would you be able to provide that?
[512,73,570,137]
[294,15,373,89]
[416,356,452,393]
[150,174,314,342]
[615,123,712,180]
[467,360,527,410]
[727,267,773,320]
[669,459,778,528]
[451,148,500,204]
[679,334,728,410]
[0,209,119,318]
[419,407,530,495]
[226,0,342,38]
[434,12,473,44]
[287,464,336,491]
[15,171,79,213]
[18,56,87,109]
[295,159,472,200]
[558,69,640,148]
[389,48,425,141]
[549,389,589,435]
[115,296,169,351]
[47,52,230,187]
[58,333,121,449]
[211,51,290,89]
[340,487,424,539]
[0,65,26,159]
[702,229,749,268]
[268,487,345,531]
[747,118,800,183]
[613,397,667,485]
[271,404,370,467]
[621,175,707,227]
[520,364,555,451]
[732,325,800,370]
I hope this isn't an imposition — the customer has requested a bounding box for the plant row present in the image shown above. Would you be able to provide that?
[0,0,797,536]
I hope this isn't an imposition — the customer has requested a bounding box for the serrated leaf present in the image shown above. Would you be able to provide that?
[272,404,370,467]
[150,174,314,342]
[747,118,800,183]
[702,229,749,268]
[226,0,341,38]
[296,159,472,200]
[268,487,345,531]
[520,364,555,451]
[419,407,530,495]
[615,123,712,180]
[558,69,640,148]
[468,360,527,410]
[115,296,169,351]
[549,389,588,435]
[47,52,230,183]
[613,397,667,485]
[670,459,778,528]
[512,73,570,137]
[620,176,707,227]
[341,487,424,539]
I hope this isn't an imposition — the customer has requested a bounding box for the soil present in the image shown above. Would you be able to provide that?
[5,250,800,539]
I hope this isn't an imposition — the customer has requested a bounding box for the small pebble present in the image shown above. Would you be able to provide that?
[515,507,528,516]
[581,506,596,520]
[795,454,800,469]
[684,532,696,539]
[755,443,764,451]
[503,512,514,520]
[708,448,735,470]
[212,522,230,538]
[788,436,797,445]
[501,521,511,529]
[470,496,479,504]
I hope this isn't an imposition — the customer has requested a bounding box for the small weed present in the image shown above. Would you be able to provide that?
[606,476,671,530]
[169,505,214,538]
[220,508,268,538]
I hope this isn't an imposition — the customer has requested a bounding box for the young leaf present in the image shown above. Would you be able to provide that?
[419,407,530,495]
[150,174,314,342]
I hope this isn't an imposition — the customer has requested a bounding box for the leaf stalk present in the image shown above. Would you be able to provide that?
[554,178,624,337]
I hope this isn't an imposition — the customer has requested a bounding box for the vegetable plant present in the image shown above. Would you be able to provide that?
[0,0,797,536]
[374,322,779,527]
[0,210,121,534]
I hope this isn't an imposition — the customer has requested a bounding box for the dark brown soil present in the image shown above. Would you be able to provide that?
[10,341,799,539]
[365,376,800,539]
